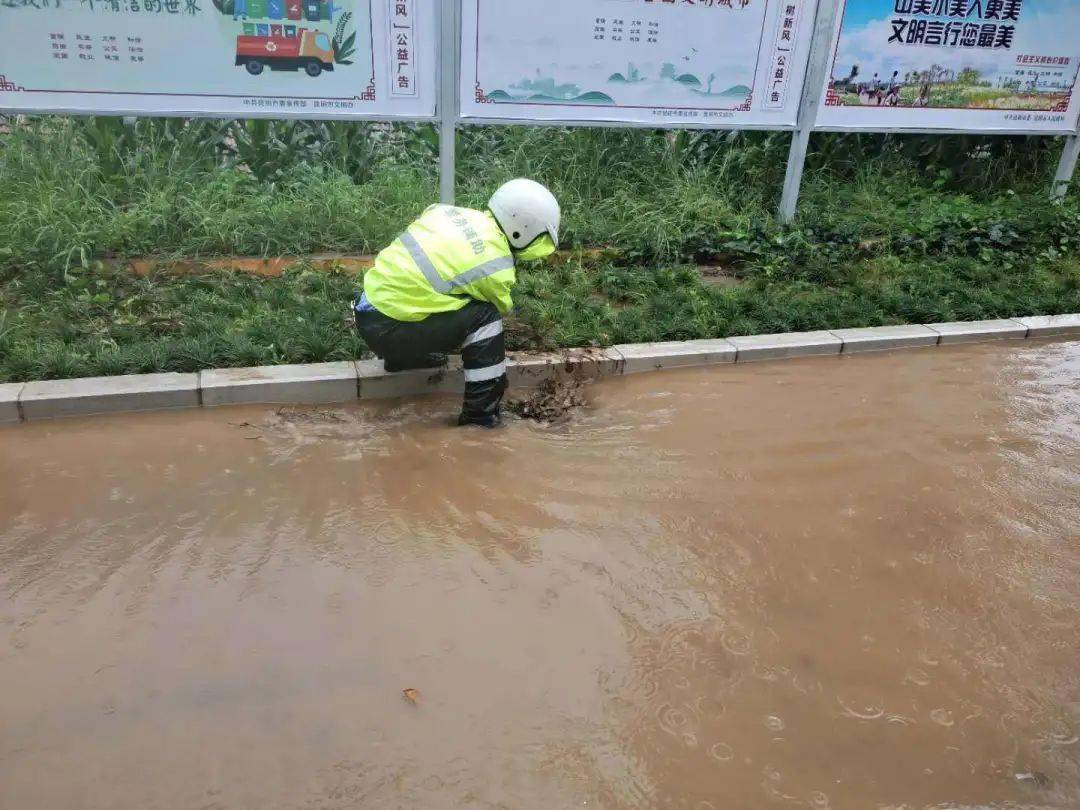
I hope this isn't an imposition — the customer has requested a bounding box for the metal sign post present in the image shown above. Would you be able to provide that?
[778,0,840,224]
[1053,134,1080,199]
[438,0,460,205]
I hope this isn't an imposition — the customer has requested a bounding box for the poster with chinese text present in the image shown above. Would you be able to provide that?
[460,0,819,128]
[816,0,1080,132]
[0,0,434,118]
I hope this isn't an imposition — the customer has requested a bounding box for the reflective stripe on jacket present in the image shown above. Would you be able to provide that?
[364,205,516,322]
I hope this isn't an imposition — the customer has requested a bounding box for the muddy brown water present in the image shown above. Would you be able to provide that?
[1,341,1078,809]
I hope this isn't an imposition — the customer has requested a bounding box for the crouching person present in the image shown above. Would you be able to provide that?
[354,179,560,427]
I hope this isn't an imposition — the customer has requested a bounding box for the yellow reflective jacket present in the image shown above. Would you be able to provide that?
[364,205,517,322]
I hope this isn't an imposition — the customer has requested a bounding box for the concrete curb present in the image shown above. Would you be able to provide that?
[831,324,939,353]
[19,373,199,421]
[614,340,736,373]
[927,319,1028,344]
[2,316,1077,423]
[507,349,624,387]
[200,362,359,407]
[728,330,842,361]
[1,383,24,425]
[1014,313,1080,337]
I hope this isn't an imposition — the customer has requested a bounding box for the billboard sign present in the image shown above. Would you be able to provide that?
[0,0,435,118]
[816,0,1080,132]
[460,0,819,128]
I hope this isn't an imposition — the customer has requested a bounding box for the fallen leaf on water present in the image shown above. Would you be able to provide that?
[402,688,420,705]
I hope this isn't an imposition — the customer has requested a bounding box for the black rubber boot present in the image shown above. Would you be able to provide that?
[459,373,507,428]
[458,410,503,428]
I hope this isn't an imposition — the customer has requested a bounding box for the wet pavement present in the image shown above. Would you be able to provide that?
[1,340,1078,809]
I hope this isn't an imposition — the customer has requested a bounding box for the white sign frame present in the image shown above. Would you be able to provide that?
[458,0,822,131]
[813,0,1080,134]
[0,0,437,120]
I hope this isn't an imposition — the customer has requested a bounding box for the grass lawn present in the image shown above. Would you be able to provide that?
[849,84,1066,111]
[1,117,1078,382]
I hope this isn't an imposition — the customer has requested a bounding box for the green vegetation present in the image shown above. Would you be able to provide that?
[893,83,1062,110]
[833,63,1069,111]
[332,13,358,66]
[1,116,1078,382]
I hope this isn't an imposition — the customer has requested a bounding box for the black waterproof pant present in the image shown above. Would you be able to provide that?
[355,300,507,426]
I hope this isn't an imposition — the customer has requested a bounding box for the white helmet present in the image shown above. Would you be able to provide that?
[488,178,561,250]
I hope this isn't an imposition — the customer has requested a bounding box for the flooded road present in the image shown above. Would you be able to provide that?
[1,340,1078,809]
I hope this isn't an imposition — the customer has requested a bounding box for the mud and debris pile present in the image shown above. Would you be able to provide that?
[506,376,587,423]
